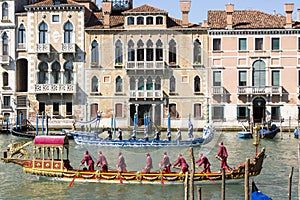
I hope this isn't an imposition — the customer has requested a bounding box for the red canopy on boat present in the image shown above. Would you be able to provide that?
[34,135,68,146]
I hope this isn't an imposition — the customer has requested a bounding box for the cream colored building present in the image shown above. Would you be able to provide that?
[207,4,300,128]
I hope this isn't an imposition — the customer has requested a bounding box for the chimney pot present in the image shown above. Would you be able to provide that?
[180,0,191,27]
[284,3,294,29]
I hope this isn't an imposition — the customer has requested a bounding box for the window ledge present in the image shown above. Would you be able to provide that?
[238,50,249,53]
[271,50,282,52]
[114,92,125,96]
[193,92,204,95]
[169,92,178,96]
[90,92,102,96]
[212,50,223,53]
[254,50,266,52]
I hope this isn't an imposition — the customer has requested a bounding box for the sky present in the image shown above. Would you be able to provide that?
[97,0,300,24]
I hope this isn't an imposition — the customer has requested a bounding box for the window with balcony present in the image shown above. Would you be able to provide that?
[3,96,10,108]
[193,39,202,64]
[138,77,144,90]
[237,106,249,120]
[51,62,61,84]
[213,38,221,51]
[2,32,8,56]
[137,17,144,25]
[53,102,59,115]
[252,60,266,87]
[271,70,280,86]
[116,76,123,93]
[39,102,45,115]
[271,38,280,51]
[64,21,73,43]
[213,71,221,86]
[137,39,144,61]
[156,39,163,61]
[130,77,135,90]
[169,39,176,65]
[194,103,201,119]
[3,72,8,86]
[127,16,134,25]
[63,61,73,84]
[38,62,48,84]
[238,71,247,86]
[18,24,26,46]
[146,16,153,25]
[169,76,176,93]
[194,75,201,93]
[169,103,179,119]
[91,76,99,92]
[115,103,123,118]
[271,106,280,121]
[239,38,247,51]
[39,22,48,44]
[146,40,153,61]
[2,2,8,21]
[212,106,224,120]
[156,16,163,25]
[115,40,123,65]
[91,40,99,66]
[66,102,72,116]
[255,38,263,50]
[128,40,135,62]
[155,76,161,90]
[146,76,152,90]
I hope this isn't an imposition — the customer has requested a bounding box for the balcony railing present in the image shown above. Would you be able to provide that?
[126,61,164,70]
[212,86,226,95]
[0,55,9,64]
[61,43,76,53]
[129,90,163,99]
[36,43,50,54]
[35,84,75,94]
[238,86,283,95]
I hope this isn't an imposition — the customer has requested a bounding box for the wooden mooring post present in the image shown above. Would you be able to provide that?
[244,158,250,200]
[221,168,225,200]
[184,171,189,200]
[189,147,195,200]
[196,186,202,200]
[288,167,294,200]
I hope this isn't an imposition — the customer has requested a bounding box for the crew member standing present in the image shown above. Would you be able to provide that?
[172,153,189,174]
[79,150,94,171]
[159,152,171,173]
[216,141,231,172]
[196,153,211,173]
[96,151,108,172]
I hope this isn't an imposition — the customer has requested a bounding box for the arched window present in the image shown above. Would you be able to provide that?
[193,39,202,64]
[146,76,152,90]
[169,39,176,64]
[137,16,144,25]
[51,62,61,84]
[116,76,123,93]
[64,61,73,84]
[146,40,153,61]
[156,16,163,25]
[194,75,201,92]
[91,76,98,92]
[127,16,134,25]
[146,16,153,25]
[2,2,8,20]
[138,77,144,90]
[18,24,26,44]
[137,39,144,61]
[155,76,161,90]
[38,62,48,84]
[115,40,123,64]
[130,77,135,90]
[252,60,266,87]
[39,22,48,44]
[64,21,73,43]
[169,76,176,93]
[2,32,8,55]
[91,40,99,65]
[3,72,8,86]
[156,39,163,61]
[128,40,135,62]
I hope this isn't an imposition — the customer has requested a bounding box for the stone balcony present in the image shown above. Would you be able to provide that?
[126,61,165,70]
[36,43,50,54]
[34,84,75,94]
[129,90,163,100]
[238,86,283,96]
[61,43,76,53]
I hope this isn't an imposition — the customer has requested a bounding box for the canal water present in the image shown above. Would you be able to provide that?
[0,131,298,199]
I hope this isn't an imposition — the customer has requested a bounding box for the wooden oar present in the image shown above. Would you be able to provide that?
[69,167,80,187]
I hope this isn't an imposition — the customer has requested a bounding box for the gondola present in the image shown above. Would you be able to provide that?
[1,135,266,185]
[259,124,280,139]
[251,181,272,199]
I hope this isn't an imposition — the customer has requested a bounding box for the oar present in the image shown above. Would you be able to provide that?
[203,172,220,188]
[69,167,80,187]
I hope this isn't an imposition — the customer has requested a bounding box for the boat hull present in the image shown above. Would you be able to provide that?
[238,131,252,139]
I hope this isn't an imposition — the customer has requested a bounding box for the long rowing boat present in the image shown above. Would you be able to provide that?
[1,135,266,185]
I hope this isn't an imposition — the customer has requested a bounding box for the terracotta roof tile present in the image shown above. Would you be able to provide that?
[124,4,167,14]
[208,10,293,29]
[29,0,79,7]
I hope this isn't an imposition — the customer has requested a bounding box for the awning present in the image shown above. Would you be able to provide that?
[34,135,68,147]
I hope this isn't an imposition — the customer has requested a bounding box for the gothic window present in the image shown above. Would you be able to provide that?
[2,32,8,55]
[146,40,153,61]
[155,76,161,90]
[169,39,176,64]
[18,24,26,44]
[91,76,98,92]
[146,76,152,90]
[129,77,135,90]
[115,40,123,64]
[194,75,201,92]
[64,21,73,43]
[64,61,73,84]
[169,76,176,93]
[156,39,163,61]
[128,40,135,61]
[51,62,61,84]
[138,77,144,90]
[38,62,48,84]
[193,39,201,64]
[39,22,48,44]
[137,39,144,61]
[91,40,99,65]
[116,76,123,93]
[2,2,8,20]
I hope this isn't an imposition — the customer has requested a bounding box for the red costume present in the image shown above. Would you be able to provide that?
[217,142,231,172]
[117,152,127,172]
[159,152,171,173]
[96,151,108,172]
[143,152,153,173]
[196,154,211,173]
[80,150,94,171]
[173,154,189,173]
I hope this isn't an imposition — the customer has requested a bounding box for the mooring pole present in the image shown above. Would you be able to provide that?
[184,171,189,200]
[245,158,250,200]
[288,166,294,200]
[196,186,202,200]
[189,147,195,200]
[221,168,225,200]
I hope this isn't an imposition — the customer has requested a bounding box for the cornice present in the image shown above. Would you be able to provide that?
[25,5,84,12]
[209,29,300,36]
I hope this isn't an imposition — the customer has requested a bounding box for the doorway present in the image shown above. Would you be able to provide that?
[253,97,266,123]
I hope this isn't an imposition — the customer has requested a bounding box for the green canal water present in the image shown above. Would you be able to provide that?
[0,131,298,199]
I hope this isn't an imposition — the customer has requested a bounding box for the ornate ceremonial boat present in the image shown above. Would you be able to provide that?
[1,135,266,185]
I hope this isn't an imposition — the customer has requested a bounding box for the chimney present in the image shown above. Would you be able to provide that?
[102,1,112,28]
[284,3,294,28]
[203,20,208,28]
[180,0,191,27]
[225,4,234,29]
